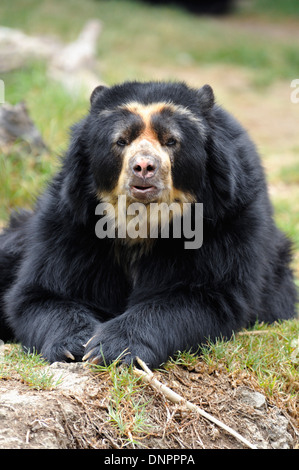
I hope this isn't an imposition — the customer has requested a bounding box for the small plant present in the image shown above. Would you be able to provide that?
[166,349,201,370]
[0,344,61,390]
[90,358,151,447]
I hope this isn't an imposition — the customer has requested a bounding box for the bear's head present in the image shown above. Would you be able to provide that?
[81,82,215,241]
[87,82,214,205]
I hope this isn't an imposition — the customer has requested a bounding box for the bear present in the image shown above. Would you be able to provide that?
[0,81,297,368]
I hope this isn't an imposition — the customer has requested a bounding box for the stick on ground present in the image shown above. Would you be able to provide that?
[134,357,257,450]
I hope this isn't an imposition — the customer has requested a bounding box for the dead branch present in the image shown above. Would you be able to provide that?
[134,357,257,450]
[0,20,103,96]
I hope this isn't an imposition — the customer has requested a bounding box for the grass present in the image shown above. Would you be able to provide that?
[0,343,62,390]
[1,0,299,87]
[201,320,299,400]
[278,161,299,185]
[89,359,152,447]
[275,199,299,252]
[107,366,150,446]
[0,145,56,221]
[0,60,86,221]
[168,319,299,399]
[91,319,299,442]
[240,0,299,18]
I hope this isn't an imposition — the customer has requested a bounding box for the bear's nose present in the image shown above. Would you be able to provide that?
[131,156,158,179]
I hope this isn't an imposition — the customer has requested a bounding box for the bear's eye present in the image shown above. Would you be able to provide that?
[165,138,177,147]
[116,138,127,147]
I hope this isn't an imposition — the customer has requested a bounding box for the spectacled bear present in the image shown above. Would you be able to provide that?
[0,81,297,368]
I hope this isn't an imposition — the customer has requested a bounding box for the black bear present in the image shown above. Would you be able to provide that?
[0,81,297,368]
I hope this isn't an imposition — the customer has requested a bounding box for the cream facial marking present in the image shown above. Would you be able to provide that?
[120,101,206,138]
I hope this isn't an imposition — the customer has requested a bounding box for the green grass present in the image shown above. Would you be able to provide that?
[0,344,62,390]
[278,162,299,185]
[273,198,299,257]
[0,147,56,221]
[0,61,86,221]
[90,360,151,447]
[200,320,299,399]
[240,0,299,18]
[2,61,87,146]
[1,0,299,87]
[167,319,299,405]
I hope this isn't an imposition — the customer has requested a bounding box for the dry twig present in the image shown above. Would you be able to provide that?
[237,330,270,336]
[134,357,257,450]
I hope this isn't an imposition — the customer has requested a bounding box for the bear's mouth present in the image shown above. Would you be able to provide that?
[130,185,158,201]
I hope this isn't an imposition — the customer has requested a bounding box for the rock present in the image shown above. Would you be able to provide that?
[235,387,294,449]
[266,409,293,449]
[236,387,266,409]
[0,102,47,153]
[48,361,91,395]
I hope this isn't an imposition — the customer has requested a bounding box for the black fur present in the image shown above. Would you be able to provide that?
[0,81,297,368]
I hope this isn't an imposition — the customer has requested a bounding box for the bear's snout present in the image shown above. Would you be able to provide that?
[129,154,160,201]
[130,155,159,179]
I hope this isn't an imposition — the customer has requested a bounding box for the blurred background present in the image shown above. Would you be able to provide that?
[0,0,298,282]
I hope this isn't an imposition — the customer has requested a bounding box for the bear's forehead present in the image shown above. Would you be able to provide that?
[98,100,206,142]
[114,101,206,139]
[120,101,201,126]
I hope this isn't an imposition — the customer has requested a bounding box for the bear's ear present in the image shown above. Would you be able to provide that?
[197,84,214,113]
[90,85,108,105]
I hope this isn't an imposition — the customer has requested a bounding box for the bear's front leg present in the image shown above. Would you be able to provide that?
[83,313,161,368]
[5,284,101,363]
[83,290,240,369]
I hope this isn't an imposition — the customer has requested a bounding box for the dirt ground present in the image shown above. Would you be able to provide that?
[0,354,298,450]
